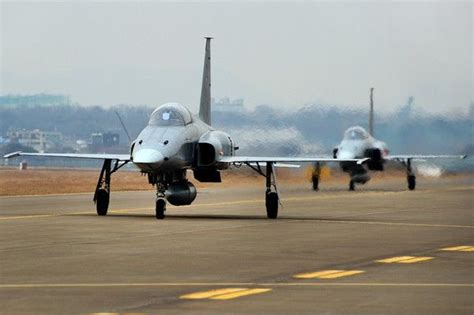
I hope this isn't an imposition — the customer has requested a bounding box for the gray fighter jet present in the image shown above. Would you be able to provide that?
[5,38,366,219]
[312,88,466,191]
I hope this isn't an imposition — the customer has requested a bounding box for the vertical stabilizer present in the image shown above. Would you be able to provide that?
[369,87,374,136]
[199,37,212,125]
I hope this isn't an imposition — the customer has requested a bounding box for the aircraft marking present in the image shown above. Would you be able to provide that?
[376,256,434,264]
[294,270,364,279]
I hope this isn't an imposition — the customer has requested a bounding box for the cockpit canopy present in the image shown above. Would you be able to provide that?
[343,126,369,140]
[148,103,193,127]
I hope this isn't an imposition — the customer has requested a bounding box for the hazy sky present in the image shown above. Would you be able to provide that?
[1,1,472,114]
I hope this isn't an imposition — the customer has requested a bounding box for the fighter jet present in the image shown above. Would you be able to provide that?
[311,88,466,191]
[4,38,367,219]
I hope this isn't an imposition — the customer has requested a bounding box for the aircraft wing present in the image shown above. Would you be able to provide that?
[386,154,467,161]
[219,156,369,165]
[3,151,131,162]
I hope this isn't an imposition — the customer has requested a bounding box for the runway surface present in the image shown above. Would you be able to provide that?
[1,177,473,314]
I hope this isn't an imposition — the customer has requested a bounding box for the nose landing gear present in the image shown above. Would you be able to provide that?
[155,183,167,219]
[155,198,166,219]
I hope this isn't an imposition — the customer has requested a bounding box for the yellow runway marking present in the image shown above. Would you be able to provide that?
[1,282,472,289]
[398,257,434,264]
[0,214,56,220]
[180,288,246,299]
[318,270,365,279]
[440,245,474,252]
[210,288,271,300]
[294,270,342,279]
[376,256,434,264]
[180,288,271,300]
[294,270,364,279]
[0,207,151,221]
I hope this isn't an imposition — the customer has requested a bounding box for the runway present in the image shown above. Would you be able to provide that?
[1,177,473,314]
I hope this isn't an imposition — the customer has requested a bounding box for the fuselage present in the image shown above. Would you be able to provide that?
[334,126,389,183]
[131,102,216,173]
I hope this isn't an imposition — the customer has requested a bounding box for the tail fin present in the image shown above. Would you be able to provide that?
[199,37,212,125]
[369,87,374,136]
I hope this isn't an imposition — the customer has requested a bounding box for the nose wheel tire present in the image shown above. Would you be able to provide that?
[156,198,166,219]
[265,192,279,219]
[96,189,109,216]
[407,175,416,190]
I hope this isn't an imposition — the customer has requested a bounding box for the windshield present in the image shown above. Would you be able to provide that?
[344,127,368,140]
[148,103,192,127]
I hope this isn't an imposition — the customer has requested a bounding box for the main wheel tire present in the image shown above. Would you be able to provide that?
[265,192,279,219]
[312,177,319,191]
[156,198,166,219]
[96,189,109,216]
[349,180,355,191]
[407,175,416,190]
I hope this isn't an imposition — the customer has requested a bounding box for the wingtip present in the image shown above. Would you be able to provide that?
[357,158,370,165]
[3,151,22,159]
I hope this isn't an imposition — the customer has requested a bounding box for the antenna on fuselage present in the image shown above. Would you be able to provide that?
[369,87,374,136]
[199,37,212,126]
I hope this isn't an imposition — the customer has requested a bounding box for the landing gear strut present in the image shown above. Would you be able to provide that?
[244,161,281,219]
[406,159,416,190]
[312,162,320,191]
[155,183,167,219]
[265,163,279,219]
[94,159,111,216]
[349,180,355,191]
[93,159,129,216]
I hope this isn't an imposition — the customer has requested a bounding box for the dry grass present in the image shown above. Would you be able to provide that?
[0,166,466,197]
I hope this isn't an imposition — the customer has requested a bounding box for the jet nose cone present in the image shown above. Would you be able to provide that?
[133,149,164,171]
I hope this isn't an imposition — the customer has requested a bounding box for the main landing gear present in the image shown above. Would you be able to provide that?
[349,180,355,191]
[245,162,281,219]
[93,159,129,216]
[265,164,279,219]
[312,162,321,191]
[406,159,416,190]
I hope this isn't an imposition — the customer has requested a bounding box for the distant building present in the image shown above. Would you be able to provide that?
[7,129,62,152]
[212,97,245,113]
[89,132,120,151]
